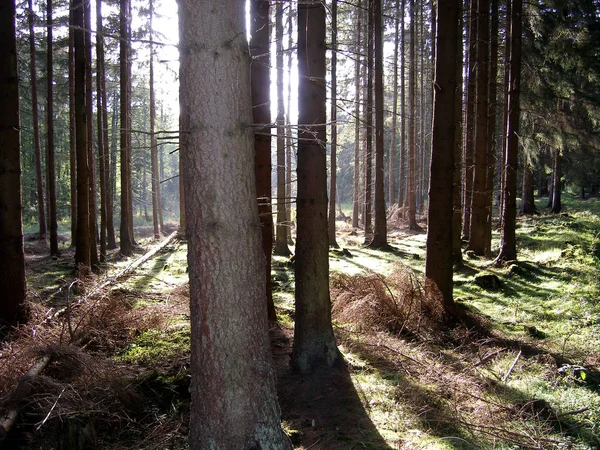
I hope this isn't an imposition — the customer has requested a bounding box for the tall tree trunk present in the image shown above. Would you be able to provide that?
[398,0,406,210]
[389,0,400,207]
[407,0,419,230]
[496,0,522,263]
[180,1,291,447]
[285,6,294,246]
[0,0,27,327]
[328,0,339,248]
[363,0,374,242]
[462,0,477,238]
[96,0,107,260]
[85,0,99,269]
[484,0,499,254]
[274,0,290,256]
[370,0,388,248]
[292,0,343,375]
[250,0,277,321]
[551,147,562,213]
[74,0,91,270]
[120,0,134,256]
[69,14,77,246]
[426,0,459,310]
[468,0,490,256]
[47,0,58,255]
[352,0,362,229]
[149,0,162,240]
[28,0,47,239]
[499,0,512,223]
[452,1,465,267]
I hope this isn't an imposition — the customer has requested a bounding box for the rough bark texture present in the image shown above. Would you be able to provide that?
[149,0,162,240]
[407,0,419,230]
[520,162,536,215]
[468,0,490,256]
[120,0,134,256]
[292,0,343,375]
[28,0,47,239]
[73,0,90,270]
[47,0,58,255]
[497,0,522,263]
[426,0,459,309]
[389,0,400,207]
[96,0,107,260]
[328,0,339,248]
[250,0,277,321]
[69,17,77,246]
[0,0,27,327]
[398,0,406,209]
[551,147,562,213]
[180,1,291,448]
[363,0,374,241]
[274,0,290,256]
[370,0,388,248]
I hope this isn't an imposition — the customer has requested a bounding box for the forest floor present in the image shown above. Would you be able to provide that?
[1,196,600,449]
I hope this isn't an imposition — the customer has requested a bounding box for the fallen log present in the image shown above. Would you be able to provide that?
[0,354,52,441]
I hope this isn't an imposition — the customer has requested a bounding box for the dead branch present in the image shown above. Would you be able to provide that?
[503,350,522,383]
[0,354,52,441]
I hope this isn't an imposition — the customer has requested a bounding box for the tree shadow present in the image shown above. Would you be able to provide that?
[271,326,395,449]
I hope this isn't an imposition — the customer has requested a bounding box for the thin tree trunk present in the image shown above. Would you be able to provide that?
[74,0,91,270]
[462,0,477,238]
[551,147,562,213]
[407,0,419,230]
[389,0,400,207]
[274,0,291,256]
[0,0,27,326]
[363,0,374,242]
[328,0,339,248]
[285,6,294,246]
[120,0,134,256]
[352,0,362,228]
[520,161,536,215]
[292,0,343,375]
[499,0,512,223]
[496,0,522,263]
[370,0,388,248]
[398,0,406,210]
[250,0,277,321]
[468,0,490,256]
[149,0,161,240]
[96,0,107,260]
[47,0,58,255]
[69,14,77,246]
[28,0,47,239]
[84,0,99,269]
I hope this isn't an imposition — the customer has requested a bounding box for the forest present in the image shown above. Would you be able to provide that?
[1,0,600,448]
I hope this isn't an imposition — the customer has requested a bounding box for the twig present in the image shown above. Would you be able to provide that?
[472,347,508,368]
[305,438,322,449]
[36,388,66,430]
[503,350,522,383]
[558,407,590,417]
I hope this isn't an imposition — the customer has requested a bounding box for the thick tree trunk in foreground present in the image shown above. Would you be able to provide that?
[497,0,522,263]
[28,0,47,239]
[426,0,459,310]
[250,0,277,321]
[0,0,27,327]
[180,1,291,448]
[452,5,464,267]
[292,0,343,375]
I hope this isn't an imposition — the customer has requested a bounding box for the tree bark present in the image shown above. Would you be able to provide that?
[0,0,27,327]
[292,0,343,375]
[179,1,291,447]
[389,0,400,207]
[551,147,562,213]
[398,0,406,210]
[47,0,58,255]
[96,0,107,261]
[426,0,459,310]
[73,0,90,270]
[468,0,490,256]
[370,0,388,248]
[274,0,291,256]
[352,0,362,229]
[149,0,162,240]
[27,0,47,239]
[407,0,419,230]
[328,0,339,248]
[69,15,77,246]
[250,0,277,321]
[520,161,536,215]
[363,0,374,242]
[496,0,522,263]
[120,0,134,256]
